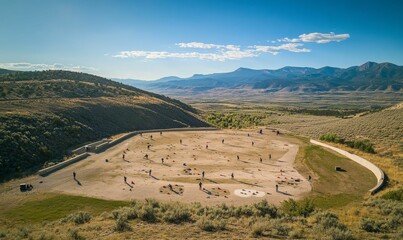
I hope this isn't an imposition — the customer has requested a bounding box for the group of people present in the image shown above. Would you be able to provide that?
[72,129,292,197]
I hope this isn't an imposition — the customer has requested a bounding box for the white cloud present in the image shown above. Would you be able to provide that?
[299,32,350,43]
[277,37,300,43]
[0,62,98,72]
[114,33,348,62]
[114,48,257,62]
[176,42,224,49]
[176,42,242,51]
[252,43,311,54]
[278,32,350,43]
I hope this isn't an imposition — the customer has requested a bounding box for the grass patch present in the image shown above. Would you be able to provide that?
[310,194,362,209]
[4,194,128,223]
[299,145,377,209]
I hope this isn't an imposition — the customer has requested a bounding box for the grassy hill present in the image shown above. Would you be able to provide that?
[0,70,208,182]
[269,103,402,157]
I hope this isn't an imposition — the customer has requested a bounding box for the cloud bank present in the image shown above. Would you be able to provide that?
[114,32,349,61]
[0,62,98,72]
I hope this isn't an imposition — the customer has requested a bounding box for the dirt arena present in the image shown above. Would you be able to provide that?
[33,129,312,205]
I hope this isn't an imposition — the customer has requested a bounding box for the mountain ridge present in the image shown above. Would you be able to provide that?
[114,62,403,94]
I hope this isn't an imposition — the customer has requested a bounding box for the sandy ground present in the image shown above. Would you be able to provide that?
[11,130,312,205]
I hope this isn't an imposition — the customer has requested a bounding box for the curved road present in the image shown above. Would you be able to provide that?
[310,139,384,194]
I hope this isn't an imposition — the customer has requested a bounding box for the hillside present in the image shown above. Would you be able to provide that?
[269,103,403,160]
[0,70,208,182]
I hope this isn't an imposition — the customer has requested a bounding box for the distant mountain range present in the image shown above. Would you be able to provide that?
[115,62,403,95]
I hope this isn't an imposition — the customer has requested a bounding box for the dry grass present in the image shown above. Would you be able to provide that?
[270,105,403,160]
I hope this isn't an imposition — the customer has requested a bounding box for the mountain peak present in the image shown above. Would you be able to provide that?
[359,61,378,71]
[235,67,253,72]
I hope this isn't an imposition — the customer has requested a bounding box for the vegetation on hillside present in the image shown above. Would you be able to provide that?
[320,133,376,153]
[0,70,208,182]
[1,194,401,239]
[206,113,265,129]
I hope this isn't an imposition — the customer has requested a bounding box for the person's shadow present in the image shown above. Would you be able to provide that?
[277,190,292,196]
[74,178,82,186]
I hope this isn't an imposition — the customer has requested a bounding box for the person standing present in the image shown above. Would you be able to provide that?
[231,173,234,179]
[149,169,152,176]
[199,182,202,190]
[276,184,278,192]
[260,157,262,163]
[202,171,205,179]
[73,171,76,179]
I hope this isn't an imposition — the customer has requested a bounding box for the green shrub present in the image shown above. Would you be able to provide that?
[0,230,6,238]
[281,199,315,217]
[138,205,157,223]
[361,218,383,233]
[196,216,227,232]
[320,133,375,153]
[72,212,91,225]
[382,189,403,201]
[289,228,304,239]
[315,212,347,230]
[16,227,30,238]
[112,207,137,220]
[38,232,55,240]
[250,220,269,237]
[326,227,353,240]
[206,113,264,129]
[161,203,192,224]
[115,216,131,232]
[320,133,345,144]
[67,228,84,240]
[253,200,280,218]
[271,219,290,236]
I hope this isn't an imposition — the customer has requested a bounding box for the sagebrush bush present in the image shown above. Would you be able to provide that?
[196,216,227,232]
[281,198,315,217]
[315,212,345,230]
[361,218,383,233]
[138,204,157,223]
[381,189,403,201]
[326,227,353,240]
[112,207,137,220]
[160,203,192,224]
[250,219,269,237]
[67,228,83,240]
[115,216,131,232]
[16,227,30,239]
[60,211,91,225]
[271,219,290,236]
[254,200,280,218]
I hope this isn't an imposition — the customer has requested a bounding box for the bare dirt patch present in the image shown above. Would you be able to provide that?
[17,130,312,205]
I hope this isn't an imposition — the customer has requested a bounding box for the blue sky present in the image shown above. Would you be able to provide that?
[1,0,402,80]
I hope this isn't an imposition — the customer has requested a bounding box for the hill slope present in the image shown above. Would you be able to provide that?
[270,102,403,158]
[0,70,208,182]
